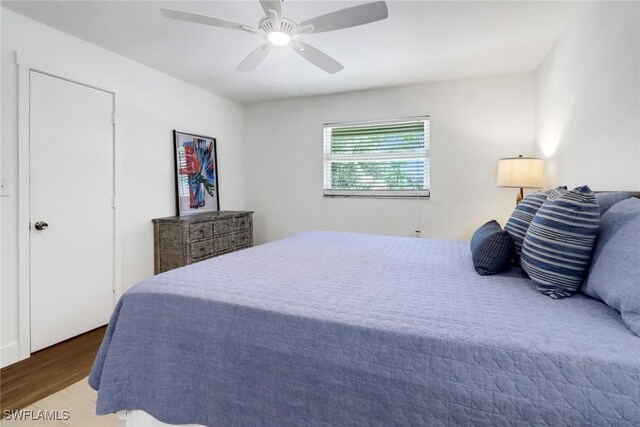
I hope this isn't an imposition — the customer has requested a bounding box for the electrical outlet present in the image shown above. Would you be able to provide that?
[0,178,10,197]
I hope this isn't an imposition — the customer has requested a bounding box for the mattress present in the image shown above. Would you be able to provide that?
[90,231,640,426]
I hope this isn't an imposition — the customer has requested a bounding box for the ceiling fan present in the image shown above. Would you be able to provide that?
[160,0,388,74]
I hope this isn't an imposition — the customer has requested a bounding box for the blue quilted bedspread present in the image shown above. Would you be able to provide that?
[90,231,640,426]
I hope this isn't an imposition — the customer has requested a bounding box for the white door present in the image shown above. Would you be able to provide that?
[30,71,115,352]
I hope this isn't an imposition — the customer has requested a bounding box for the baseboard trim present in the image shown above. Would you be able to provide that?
[1,341,20,368]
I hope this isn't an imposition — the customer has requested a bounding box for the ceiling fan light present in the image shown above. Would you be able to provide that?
[267,31,291,46]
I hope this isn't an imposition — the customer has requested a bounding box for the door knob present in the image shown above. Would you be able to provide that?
[34,221,49,230]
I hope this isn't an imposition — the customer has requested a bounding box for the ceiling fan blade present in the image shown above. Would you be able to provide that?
[237,44,272,71]
[292,42,344,74]
[259,0,281,17]
[160,8,258,34]
[269,9,281,30]
[298,1,388,34]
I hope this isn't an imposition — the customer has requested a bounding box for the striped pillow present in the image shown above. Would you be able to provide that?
[521,185,600,299]
[470,220,515,276]
[504,189,559,256]
[546,186,568,201]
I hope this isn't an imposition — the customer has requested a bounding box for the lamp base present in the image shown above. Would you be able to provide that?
[516,188,524,205]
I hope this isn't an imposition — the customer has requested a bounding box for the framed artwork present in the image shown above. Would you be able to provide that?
[173,130,220,216]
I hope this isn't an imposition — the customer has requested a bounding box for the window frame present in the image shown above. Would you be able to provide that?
[323,116,430,199]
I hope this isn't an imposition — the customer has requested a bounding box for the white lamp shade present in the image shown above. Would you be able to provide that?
[496,157,544,188]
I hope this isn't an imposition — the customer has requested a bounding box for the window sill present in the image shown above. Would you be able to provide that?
[323,190,430,199]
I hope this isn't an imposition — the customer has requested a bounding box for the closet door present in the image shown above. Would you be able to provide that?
[30,71,114,352]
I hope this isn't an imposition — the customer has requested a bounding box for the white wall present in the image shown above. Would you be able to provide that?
[536,2,640,190]
[245,73,535,245]
[1,9,245,366]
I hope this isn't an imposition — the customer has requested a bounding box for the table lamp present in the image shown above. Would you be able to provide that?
[496,155,544,204]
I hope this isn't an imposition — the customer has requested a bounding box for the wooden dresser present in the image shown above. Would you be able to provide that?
[152,211,253,274]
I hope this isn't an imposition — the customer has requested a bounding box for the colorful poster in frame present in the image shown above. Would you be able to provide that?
[173,130,220,216]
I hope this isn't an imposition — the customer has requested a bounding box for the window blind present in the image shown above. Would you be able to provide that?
[323,117,430,197]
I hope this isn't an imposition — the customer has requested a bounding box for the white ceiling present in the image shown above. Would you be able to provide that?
[2,1,580,104]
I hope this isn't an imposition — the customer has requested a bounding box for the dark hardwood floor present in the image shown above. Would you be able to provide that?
[0,325,107,415]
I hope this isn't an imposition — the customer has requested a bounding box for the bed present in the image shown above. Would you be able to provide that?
[90,230,640,426]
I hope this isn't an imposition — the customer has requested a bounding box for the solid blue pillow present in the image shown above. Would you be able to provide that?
[521,185,600,299]
[470,220,514,276]
[595,191,632,216]
[582,197,640,336]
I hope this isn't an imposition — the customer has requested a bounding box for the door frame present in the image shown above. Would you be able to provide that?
[16,53,121,361]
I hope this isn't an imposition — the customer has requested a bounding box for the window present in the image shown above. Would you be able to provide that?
[323,117,430,198]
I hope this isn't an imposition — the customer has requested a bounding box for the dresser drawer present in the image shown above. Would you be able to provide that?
[233,230,252,248]
[214,234,234,253]
[158,223,185,242]
[234,214,252,231]
[189,222,212,242]
[190,240,213,260]
[213,218,233,236]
